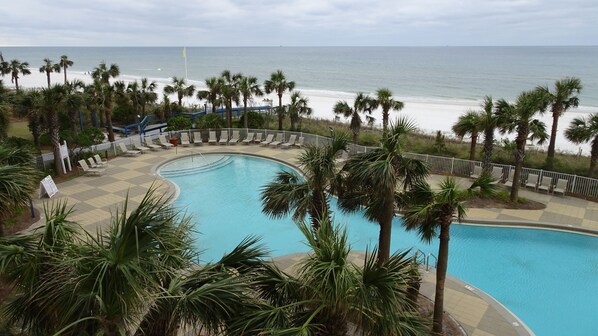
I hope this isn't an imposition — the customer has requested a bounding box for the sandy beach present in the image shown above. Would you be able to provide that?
[13,70,595,155]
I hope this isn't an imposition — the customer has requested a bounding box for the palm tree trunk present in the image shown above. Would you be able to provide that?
[481,128,494,175]
[546,109,562,168]
[309,189,329,232]
[105,102,115,142]
[14,77,19,91]
[227,100,233,129]
[432,218,451,334]
[48,110,64,176]
[278,94,283,130]
[589,136,598,177]
[510,129,528,202]
[382,110,389,136]
[46,72,51,89]
[377,194,395,266]
[469,131,478,161]
[243,98,249,129]
[63,67,68,84]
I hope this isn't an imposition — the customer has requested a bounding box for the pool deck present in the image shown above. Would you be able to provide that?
[32,144,598,336]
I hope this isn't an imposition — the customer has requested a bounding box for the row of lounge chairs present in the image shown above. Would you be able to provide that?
[177,131,304,148]
[471,165,568,195]
[77,154,109,176]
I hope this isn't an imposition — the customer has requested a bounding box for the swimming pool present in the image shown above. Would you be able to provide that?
[160,154,598,336]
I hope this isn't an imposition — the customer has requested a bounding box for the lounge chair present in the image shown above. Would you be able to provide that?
[503,170,515,187]
[336,150,349,164]
[553,179,568,195]
[269,133,285,147]
[470,166,482,179]
[180,132,191,147]
[86,157,101,169]
[538,177,553,194]
[253,133,263,144]
[281,134,297,149]
[243,132,255,145]
[525,173,539,190]
[229,131,240,145]
[93,154,108,167]
[118,142,141,156]
[78,159,105,176]
[260,134,274,146]
[491,167,504,183]
[294,136,304,148]
[157,134,174,149]
[219,131,229,145]
[208,131,218,144]
[131,138,150,153]
[144,136,161,151]
[193,131,203,145]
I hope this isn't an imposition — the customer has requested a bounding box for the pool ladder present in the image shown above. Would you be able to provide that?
[415,249,438,272]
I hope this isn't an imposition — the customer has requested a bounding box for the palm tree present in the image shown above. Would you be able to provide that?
[565,114,598,177]
[375,88,404,136]
[452,110,482,161]
[338,118,429,265]
[333,92,376,144]
[0,81,9,139]
[0,142,41,236]
[39,58,61,88]
[64,80,85,133]
[239,75,263,129]
[261,132,349,231]
[138,77,157,117]
[164,76,195,107]
[8,59,31,91]
[264,70,295,130]
[219,70,241,128]
[287,91,312,131]
[39,85,67,176]
[480,96,499,174]
[197,76,222,114]
[59,55,74,84]
[402,176,496,334]
[91,61,120,142]
[496,89,550,202]
[538,77,583,169]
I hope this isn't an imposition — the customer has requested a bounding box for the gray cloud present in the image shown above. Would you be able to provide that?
[0,0,596,46]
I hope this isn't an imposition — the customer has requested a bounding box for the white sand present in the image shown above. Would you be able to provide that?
[13,71,594,155]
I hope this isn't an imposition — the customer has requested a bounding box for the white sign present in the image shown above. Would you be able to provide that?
[39,175,58,198]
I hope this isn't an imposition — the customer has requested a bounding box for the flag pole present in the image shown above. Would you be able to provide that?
[183,47,188,80]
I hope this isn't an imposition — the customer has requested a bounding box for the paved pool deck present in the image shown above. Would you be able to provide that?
[32,143,598,336]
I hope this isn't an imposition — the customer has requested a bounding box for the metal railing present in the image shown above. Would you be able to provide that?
[39,127,598,200]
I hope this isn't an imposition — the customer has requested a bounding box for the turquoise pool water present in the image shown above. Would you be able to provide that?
[160,154,598,336]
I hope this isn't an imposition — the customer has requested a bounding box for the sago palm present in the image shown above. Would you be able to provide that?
[565,113,598,177]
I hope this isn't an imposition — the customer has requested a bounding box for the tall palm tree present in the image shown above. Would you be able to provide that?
[138,77,157,117]
[402,176,496,334]
[8,59,31,91]
[39,84,66,176]
[496,89,550,202]
[91,61,120,142]
[0,81,9,139]
[219,70,241,128]
[264,70,295,130]
[239,75,263,129]
[261,132,349,231]
[197,76,222,114]
[452,110,482,161]
[374,88,404,136]
[480,96,499,174]
[287,91,312,131]
[338,118,429,265]
[39,58,61,88]
[333,92,376,144]
[538,77,583,169]
[0,142,41,236]
[126,80,141,114]
[565,114,598,177]
[164,76,195,107]
[59,55,74,84]
[64,80,85,133]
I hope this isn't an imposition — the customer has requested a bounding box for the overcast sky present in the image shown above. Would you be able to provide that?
[1,0,596,46]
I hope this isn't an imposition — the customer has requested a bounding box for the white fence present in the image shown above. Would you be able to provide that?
[39,128,598,200]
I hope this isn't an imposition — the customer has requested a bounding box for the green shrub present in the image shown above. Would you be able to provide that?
[166,116,192,131]
[77,128,106,148]
[197,113,225,129]
[238,111,266,129]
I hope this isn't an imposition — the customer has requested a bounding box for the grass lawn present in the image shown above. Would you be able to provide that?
[7,120,33,141]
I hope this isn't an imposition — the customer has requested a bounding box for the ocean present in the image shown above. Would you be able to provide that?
[2,46,598,152]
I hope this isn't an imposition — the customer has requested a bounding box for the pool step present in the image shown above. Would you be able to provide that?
[160,156,233,177]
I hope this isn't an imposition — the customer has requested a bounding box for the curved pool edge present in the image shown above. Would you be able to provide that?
[461,218,598,237]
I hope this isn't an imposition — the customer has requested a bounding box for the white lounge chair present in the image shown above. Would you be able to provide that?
[525,173,539,190]
[229,130,240,145]
[269,133,285,147]
[281,134,297,149]
[180,132,191,147]
[144,136,161,151]
[86,157,101,169]
[219,130,229,145]
[208,131,218,144]
[78,159,105,176]
[261,134,274,146]
[538,177,553,194]
[243,132,254,145]
[553,179,568,195]
[131,138,150,153]
[193,131,203,145]
[503,170,515,187]
[470,166,482,179]
[157,134,174,149]
[118,142,141,156]
[92,154,108,167]
[491,167,504,183]
[294,136,304,148]
[253,133,263,144]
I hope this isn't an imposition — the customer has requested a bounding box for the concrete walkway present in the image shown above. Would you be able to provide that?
[33,144,598,336]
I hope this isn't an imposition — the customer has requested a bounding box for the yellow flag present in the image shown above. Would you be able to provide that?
[182,47,187,58]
